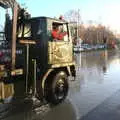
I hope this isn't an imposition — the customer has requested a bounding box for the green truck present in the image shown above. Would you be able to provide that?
[0,0,76,104]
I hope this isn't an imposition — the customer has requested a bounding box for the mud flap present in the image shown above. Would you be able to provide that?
[0,82,14,101]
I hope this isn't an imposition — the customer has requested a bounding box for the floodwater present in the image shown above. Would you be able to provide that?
[1,50,120,120]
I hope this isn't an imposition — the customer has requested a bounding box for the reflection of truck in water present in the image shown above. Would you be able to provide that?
[0,0,75,104]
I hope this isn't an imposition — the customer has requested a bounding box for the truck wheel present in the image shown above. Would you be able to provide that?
[45,71,69,105]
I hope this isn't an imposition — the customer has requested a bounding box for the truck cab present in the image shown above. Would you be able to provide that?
[17,17,76,104]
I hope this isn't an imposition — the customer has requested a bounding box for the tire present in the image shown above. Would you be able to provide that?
[44,71,69,105]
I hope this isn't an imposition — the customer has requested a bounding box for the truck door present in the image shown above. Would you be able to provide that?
[48,23,73,65]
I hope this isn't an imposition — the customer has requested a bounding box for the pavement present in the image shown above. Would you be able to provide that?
[80,89,120,120]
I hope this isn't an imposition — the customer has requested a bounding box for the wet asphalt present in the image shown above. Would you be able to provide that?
[80,89,120,120]
[1,50,120,120]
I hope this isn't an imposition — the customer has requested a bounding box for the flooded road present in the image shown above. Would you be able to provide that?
[69,50,120,119]
[1,50,120,120]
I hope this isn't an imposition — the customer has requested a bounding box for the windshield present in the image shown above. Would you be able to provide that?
[18,22,31,38]
[17,19,43,40]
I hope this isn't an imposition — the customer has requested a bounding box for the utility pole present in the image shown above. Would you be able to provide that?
[77,9,80,39]
[77,9,81,45]
[11,2,18,70]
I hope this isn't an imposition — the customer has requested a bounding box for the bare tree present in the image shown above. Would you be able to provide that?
[64,9,116,46]
[64,9,82,44]
[64,9,81,23]
[81,24,116,46]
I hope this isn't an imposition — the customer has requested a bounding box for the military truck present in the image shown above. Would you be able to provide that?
[0,0,75,104]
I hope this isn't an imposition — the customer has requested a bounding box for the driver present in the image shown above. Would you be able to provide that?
[51,25,67,40]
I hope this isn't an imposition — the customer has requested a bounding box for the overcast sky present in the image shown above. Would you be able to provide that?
[0,0,120,33]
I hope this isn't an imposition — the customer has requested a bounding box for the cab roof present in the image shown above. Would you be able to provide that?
[30,16,68,24]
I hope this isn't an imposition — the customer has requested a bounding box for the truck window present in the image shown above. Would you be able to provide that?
[52,22,69,42]
[63,24,69,42]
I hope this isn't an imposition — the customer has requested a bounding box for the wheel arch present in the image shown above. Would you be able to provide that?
[41,67,70,96]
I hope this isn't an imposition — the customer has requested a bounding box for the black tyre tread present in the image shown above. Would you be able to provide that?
[44,71,68,105]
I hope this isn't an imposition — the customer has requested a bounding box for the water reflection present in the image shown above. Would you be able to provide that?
[1,50,120,120]
[101,50,108,74]
[0,99,76,120]
[69,50,120,119]
[43,100,76,120]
